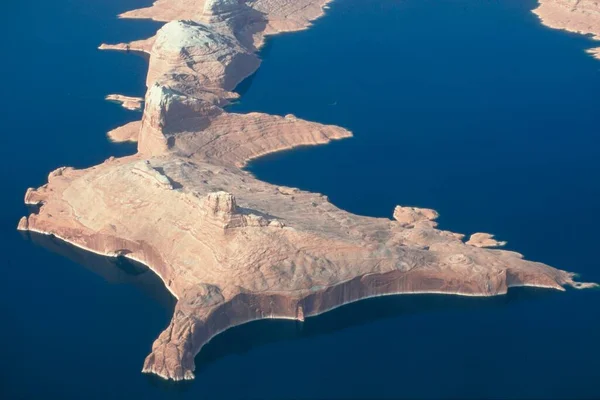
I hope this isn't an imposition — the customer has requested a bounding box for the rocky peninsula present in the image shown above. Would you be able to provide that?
[106,94,144,111]
[19,0,598,381]
[534,0,600,58]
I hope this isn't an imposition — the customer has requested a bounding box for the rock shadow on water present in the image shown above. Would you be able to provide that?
[21,231,176,311]
[16,231,573,392]
[228,35,277,101]
[192,286,560,375]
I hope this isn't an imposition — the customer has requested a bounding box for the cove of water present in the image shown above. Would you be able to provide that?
[2,0,600,398]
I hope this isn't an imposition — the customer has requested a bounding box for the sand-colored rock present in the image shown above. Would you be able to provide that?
[587,47,600,58]
[107,121,142,143]
[21,153,596,381]
[466,233,507,248]
[535,0,600,59]
[119,0,331,31]
[19,0,598,383]
[535,0,600,38]
[99,37,156,54]
[17,216,29,231]
[26,232,177,310]
[393,206,439,227]
[154,107,352,166]
[119,0,333,50]
[146,20,260,94]
[106,94,144,111]
[134,16,348,160]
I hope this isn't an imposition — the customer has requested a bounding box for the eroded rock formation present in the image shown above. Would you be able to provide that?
[108,121,142,143]
[19,0,597,382]
[466,233,507,249]
[106,94,144,111]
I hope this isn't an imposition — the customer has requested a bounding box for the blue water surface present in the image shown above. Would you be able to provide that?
[1,0,600,398]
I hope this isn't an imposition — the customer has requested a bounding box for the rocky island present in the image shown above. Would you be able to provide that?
[18,0,599,381]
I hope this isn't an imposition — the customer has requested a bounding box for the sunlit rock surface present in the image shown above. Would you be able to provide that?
[19,0,597,382]
[106,94,144,111]
[534,0,600,58]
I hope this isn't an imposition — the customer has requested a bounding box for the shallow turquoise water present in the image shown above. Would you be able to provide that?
[2,0,600,398]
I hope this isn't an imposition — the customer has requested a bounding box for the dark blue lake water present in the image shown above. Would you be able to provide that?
[2,0,599,398]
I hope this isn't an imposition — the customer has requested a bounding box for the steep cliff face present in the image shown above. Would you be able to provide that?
[20,154,595,381]
[120,0,209,21]
[138,83,224,155]
[19,0,599,383]
[203,0,240,16]
[138,85,172,155]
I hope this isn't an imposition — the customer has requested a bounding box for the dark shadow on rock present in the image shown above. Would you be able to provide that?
[16,234,560,384]
[236,206,279,220]
[126,48,152,62]
[154,166,184,189]
[22,231,176,311]
[194,287,559,373]
[26,203,41,215]
[231,5,269,52]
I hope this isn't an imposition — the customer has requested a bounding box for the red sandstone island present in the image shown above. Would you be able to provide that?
[18,0,599,381]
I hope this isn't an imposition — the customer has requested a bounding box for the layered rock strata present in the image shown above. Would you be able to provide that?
[19,0,597,382]
[107,121,142,143]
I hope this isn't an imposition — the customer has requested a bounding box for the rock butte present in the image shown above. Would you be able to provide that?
[19,0,599,382]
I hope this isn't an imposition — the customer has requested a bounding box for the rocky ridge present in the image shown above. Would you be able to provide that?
[19,0,597,382]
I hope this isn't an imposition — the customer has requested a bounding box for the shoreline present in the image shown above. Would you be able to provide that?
[16,225,575,383]
[19,224,180,300]
[18,0,600,382]
[533,0,600,59]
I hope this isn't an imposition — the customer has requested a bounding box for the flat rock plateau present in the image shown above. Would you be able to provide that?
[19,0,599,381]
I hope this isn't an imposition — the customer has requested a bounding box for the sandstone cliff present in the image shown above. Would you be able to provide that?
[19,0,597,382]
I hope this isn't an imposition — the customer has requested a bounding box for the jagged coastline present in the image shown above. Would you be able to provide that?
[18,0,599,381]
[534,0,600,58]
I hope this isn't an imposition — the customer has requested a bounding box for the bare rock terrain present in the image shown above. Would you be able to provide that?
[466,233,507,248]
[19,0,598,382]
[108,121,142,143]
[534,0,600,58]
[99,37,156,54]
